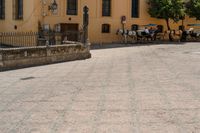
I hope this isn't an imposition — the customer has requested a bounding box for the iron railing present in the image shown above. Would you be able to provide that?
[0,32,38,48]
[0,31,84,48]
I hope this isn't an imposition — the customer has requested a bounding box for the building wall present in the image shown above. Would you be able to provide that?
[0,0,200,44]
[0,0,38,32]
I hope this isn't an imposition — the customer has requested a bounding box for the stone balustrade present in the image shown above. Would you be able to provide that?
[0,44,91,71]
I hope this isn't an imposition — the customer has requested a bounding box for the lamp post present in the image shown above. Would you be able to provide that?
[39,0,58,46]
[41,0,58,15]
[121,16,127,43]
[83,6,89,46]
[40,0,58,26]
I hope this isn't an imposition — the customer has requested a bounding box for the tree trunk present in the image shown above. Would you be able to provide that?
[166,19,173,41]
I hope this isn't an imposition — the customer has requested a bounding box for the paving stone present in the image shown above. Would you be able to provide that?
[0,42,200,133]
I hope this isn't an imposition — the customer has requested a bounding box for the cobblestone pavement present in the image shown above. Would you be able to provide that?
[0,42,200,133]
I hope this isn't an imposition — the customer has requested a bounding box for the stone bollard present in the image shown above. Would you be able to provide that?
[0,52,3,67]
[86,40,91,51]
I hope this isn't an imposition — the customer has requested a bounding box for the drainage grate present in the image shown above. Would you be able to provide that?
[20,77,35,80]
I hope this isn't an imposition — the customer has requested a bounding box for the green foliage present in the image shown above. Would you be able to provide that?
[186,0,200,20]
[148,0,185,23]
[148,0,185,40]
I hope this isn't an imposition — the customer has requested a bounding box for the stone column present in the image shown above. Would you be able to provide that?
[83,6,90,46]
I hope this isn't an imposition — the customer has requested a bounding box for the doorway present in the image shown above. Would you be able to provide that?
[60,23,79,42]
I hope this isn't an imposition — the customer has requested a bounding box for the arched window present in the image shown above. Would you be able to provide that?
[102,24,110,33]
[131,24,139,31]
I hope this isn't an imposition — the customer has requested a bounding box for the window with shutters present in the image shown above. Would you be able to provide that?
[67,0,78,15]
[102,0,111,16]
[0,0,5,20]
[102,24,110,33]
[131,0,139,18]
[13,0,23,20]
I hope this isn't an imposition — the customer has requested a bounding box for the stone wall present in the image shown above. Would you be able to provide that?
[0,44,91,71]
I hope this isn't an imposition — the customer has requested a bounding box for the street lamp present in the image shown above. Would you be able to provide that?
[48,0,58,13]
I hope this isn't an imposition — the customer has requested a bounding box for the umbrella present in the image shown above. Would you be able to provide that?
[187,24,200,26]
[145,24,157,27]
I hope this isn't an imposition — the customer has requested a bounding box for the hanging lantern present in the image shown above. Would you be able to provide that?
[48,0,58,13]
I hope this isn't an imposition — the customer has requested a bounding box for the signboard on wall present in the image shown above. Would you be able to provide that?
[121,16,126,24]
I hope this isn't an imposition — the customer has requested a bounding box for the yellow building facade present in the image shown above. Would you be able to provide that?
[0,0,200,44]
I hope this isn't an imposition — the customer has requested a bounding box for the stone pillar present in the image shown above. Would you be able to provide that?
[0,51,3,67]
[83,6,89,46]
[46,47,51,56]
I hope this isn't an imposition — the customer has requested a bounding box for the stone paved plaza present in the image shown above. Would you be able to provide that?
[0,42,200,133]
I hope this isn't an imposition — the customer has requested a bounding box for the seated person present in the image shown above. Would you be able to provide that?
[149,27,156,37]
[149,27,154,33]
[144,27,150,35]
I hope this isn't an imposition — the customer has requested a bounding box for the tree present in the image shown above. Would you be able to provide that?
[148,0,185,31]
[186,0,200,20]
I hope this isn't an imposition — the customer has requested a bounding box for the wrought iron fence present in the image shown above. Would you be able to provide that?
[0,31,84,48]
[0,32,38,48]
